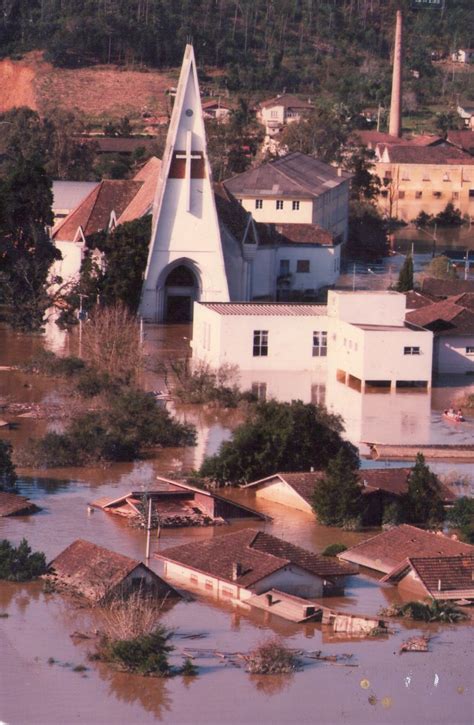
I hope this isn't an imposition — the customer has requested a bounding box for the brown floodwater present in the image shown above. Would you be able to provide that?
[0,321,473,724]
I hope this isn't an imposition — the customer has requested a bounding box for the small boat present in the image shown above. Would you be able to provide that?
[443,409,465,423]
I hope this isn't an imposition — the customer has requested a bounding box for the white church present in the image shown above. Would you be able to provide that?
[139,45,349,322]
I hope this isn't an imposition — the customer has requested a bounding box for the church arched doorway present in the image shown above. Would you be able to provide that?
[164,264,199,322]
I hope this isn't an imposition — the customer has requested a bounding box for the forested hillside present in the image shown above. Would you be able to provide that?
[1,1,472,100]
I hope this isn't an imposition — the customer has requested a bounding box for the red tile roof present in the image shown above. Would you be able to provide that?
[117,156,161,224]
[264,223,334,246]
[352,131,441,148]
[406,296,474,336]
[404,291,435,310]
[421,277,474,298]
[0,491,40,517]
[339,524,474,574]
[446,130,474,154]
[382,554,474,599]
[382,143,474,165]
[52,179,142,241]
[157,528,357,588]
[199,302,327,316]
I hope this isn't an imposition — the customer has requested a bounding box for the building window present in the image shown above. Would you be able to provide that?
[398,191,405,199]
[311,384,326,406]
[190,574,198,584]
[313,331,328,357]
[384,171,392,180]
[253,330,268,357]
[466,347,474,355]
[221,587,233,598]
[415,191,422,199]
[452,192,459,200]
[255,199,263,209]
[423,175,430,182]
[251,382,267,401]
[270,110,278,118]
[276,200,284,210]
[279,259,290,275]
[205,580,213,590]
[404,346,420,355]
[401,171,410,181]
[292,200,300,210]
[433,191,442,199]
[297,259,310,273]
[469,189,474,198]
[381,190,388,198]
[443,173,450,182]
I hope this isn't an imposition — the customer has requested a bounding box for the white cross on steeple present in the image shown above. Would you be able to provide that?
[176,130,201,212]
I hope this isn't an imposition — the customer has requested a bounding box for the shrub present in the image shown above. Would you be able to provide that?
[322,543,347,557]
[171,360,243,408]
[98,626,173,676]
[246,638,299,674]
[75,369,114,398]
[181,657,198,676]
[383,599,467,623]
[0,440,17,490]
[448,497,474,529]
[22,351,85,378]
[0,538,47,582]
[382,501,404,526]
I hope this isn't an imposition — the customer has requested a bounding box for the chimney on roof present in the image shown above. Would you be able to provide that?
[389,10,403,138]
[232,562,242,581]
[337,166,343,177]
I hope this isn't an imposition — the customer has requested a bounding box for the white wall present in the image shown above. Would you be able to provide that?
[253,565,324,598]
[192,303,329,371]
[239,197,313,224]
[434,336,474,374]
[253,245,340,299]
[50,240,84,283]
[328,290,406,326]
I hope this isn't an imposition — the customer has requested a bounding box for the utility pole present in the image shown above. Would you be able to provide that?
[145,496,152,561]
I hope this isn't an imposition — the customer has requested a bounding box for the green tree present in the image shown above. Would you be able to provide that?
[0,162,59,330]
[426,255,458,280]
[279,103,350,164]
[0,538,47,582]
[346,200,388,261]
[397,253,414,292]
[402,453,445,526]
[344,147,381,201]
[0,440,17,490]
[200,400,358,486]
[434,203,463,227]
[311,449,363,527]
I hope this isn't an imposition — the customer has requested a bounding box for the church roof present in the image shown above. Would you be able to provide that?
[52,179,142,241]
[214,183,253,241]
[117,157,161,224]
[224,152,350,199]
[52,157,161,241]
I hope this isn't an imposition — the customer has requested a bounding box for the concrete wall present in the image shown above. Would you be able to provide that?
[252,245,340,299]
[164,561,243,600]
[51,240,84,282]
[239,196,313,224]
[253,565,324,598]
[434,335,474,374]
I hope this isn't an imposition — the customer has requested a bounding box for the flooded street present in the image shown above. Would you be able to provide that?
[0,293,473,723]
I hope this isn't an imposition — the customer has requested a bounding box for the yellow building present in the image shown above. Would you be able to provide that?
[374,143,474,222]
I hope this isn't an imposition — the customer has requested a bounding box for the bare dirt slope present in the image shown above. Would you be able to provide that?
[0,51,175,122]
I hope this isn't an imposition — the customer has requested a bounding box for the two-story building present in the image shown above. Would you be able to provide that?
[257,94,313,136]
[224,152,351,244]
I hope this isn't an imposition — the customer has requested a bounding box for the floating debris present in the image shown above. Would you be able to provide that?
[400,635,430,653]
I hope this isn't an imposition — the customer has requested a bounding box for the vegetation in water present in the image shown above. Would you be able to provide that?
[18,387,196,467]
[170,360,252,408]
[0,538,47,582]
[425,255,458,281]
[200,400,358,486]
[322,543,348,557]
[401,453,445,526]
[447,497,474,545]
[381,599,467,623]
[97,626,174,677]
[246,638,299,675]
[0,440,17,491]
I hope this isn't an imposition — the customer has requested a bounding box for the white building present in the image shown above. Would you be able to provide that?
[451,49,474,64]
[257,94,314,136]
[139,46,344,322]
[224,153,351,244]
[192,291,433,389]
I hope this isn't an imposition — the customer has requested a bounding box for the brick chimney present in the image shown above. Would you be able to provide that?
[232,562,242,580]
[389,10,403,138]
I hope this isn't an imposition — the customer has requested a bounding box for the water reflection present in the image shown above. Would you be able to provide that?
[98,665,173,719]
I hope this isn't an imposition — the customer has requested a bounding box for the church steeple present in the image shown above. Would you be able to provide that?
[140,45,230,322]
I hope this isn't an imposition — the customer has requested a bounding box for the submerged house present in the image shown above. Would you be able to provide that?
[91,477,266,528]
[156,528,358,619]
[45,539,179,603]
[242,469,455,525]
[0,492,40,517]
[381,554,474,601]
[338,524,474,575]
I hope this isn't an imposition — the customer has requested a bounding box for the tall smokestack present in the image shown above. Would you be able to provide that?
[389,10,403,138]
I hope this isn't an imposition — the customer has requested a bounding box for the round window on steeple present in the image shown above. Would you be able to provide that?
[185,109,193,117]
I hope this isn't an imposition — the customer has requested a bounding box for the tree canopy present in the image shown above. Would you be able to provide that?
[402,453,445,526]
[0,441,17,490]
[199,399,358,486]
[311,449,363,527]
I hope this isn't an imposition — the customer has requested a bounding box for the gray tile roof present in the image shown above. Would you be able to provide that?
[224,152,350,198]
